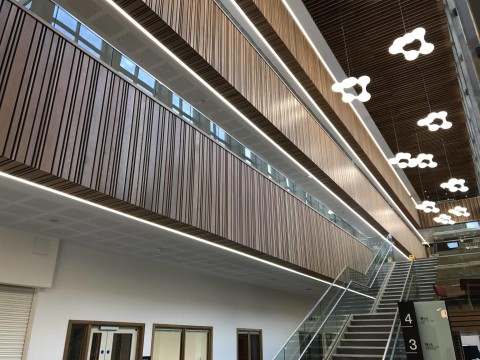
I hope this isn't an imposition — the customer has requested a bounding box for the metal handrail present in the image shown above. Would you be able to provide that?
[381,260,414,360]
[365,241,389,272]
[340,242,390,288]
[271,268,350,359]
[297,282,352,359]
[370,264,395,311]
[272,243,392,360]
[367,244,392,287]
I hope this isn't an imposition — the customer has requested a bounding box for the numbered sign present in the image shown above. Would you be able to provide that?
[398,301,424,359]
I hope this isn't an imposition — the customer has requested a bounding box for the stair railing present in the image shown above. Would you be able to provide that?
[370,263,395,311]
[272,241,393,360]
[382,260,415,360]
[298,280,376,360]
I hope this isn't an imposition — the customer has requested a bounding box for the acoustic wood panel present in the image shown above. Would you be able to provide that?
[235,0,419,224]
[448,310,480,332]
[0,0,374,278]
[303,0,478,203]
[111,0,425,257]
[419,196,480,228]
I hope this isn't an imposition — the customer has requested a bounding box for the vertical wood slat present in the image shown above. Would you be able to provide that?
[112,0,425,257]
[0,0,375,277]
[237,0,418,223]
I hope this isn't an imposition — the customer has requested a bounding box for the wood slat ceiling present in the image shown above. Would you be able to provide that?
[303,0,478,202]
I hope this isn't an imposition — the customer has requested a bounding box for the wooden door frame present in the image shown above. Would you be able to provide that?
[151,323,213,360]
[62,320,145,360]
[237,328,263,360]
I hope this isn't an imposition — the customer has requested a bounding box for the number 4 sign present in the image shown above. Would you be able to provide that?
[398,301,424,359]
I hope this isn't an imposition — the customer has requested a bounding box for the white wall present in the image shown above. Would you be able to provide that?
[26,242,318,359]
[0,225,59,288]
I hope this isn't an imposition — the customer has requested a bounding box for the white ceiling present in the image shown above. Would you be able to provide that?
[0,173,329,296]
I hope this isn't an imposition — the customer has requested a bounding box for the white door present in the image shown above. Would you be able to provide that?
[87,326,137,360]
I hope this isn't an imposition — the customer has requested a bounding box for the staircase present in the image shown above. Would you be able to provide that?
[274,242,393,360]
[410,258,438,301]
[330,258,438,359]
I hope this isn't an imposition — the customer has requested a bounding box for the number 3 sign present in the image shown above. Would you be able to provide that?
[398,301,424,359]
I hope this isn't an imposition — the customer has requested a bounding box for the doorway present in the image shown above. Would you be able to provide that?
[87,326,138,360]
[63,321,144,360]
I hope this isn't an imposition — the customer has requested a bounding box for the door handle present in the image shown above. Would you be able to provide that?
[106,350,110,355]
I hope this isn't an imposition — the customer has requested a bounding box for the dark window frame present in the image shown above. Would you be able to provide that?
[62,320,145,360]
[151,323,213,360]
[237,328,263,360]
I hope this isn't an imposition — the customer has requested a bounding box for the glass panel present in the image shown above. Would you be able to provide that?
[274,242,393,360]
[66,324,87,360]
[237,333,249,360]
[185,330,208,360]
[77,41,100,58]
[52,24,75,41]
[88,333,102,360]
[250,333,261,360]
[137,68,155,89]
[55,7,77,31]
[79,25,102,50]
[111,334,132,360]
[152,329,182,360]
[120,55,136,75]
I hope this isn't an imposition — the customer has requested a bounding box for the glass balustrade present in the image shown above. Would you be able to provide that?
[273,242,393,360]
[19,0,377,245]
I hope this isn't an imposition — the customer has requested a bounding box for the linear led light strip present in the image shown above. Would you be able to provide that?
[0,171,376,299]
[103,0,412,256]
[280,0,417,206]
[223,0,427,245]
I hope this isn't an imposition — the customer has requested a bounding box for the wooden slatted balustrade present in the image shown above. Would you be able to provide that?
[0,0,375,278]
[110,0,426,258]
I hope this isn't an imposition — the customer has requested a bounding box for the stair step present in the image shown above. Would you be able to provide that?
[340,339,388,347]
[336,346,385,355]
[377,308,398,313]
[332,354,382,359]
[379,302,399,307]
[353,313,395,319]
[343,332,390,339]
[350,319,393,326]
[347,325,392,332]
[379,301,399,305]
